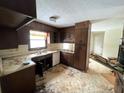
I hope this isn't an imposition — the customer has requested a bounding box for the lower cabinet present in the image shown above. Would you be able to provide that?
[32,54,52,76]
[0,65,35,93]
[60,52,74,67]
[115,72,124,93]
[0,84,2,93]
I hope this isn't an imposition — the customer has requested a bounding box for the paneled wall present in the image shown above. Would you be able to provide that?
[0,0,36,17]
[17,21,58,45]
[103,27,123,57]
[0,27,18,49]
[0,21,58,49]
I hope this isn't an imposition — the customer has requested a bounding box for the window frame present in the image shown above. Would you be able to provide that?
[29,30,48,51]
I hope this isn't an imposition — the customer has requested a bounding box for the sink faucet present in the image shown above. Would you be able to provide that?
[37,49,47,54]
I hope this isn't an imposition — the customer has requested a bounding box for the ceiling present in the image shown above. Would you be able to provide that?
[36,0,124,31]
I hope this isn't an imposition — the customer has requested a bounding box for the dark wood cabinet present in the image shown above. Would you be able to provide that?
[0,0,36,17]
[32,54,52,76]
[75,28,88,44]
[0,27,18,49]
[74,45,87,71]
[17,26,30,45]
[0,65,35,93]
[50,31,60,43]
[28,21,58,32]
[115,72,124,93]
[59,26,75,43]
[60,52,74,67]
[74,21,91,71]
[59,21,91,71]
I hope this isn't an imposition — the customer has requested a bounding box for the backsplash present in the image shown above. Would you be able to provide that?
[61,43,75,51]
[0,43,75,58]
[47,43,75,51]
[0,45,29,58]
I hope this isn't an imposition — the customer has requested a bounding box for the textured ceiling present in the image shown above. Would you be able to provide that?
[36,0,124,31]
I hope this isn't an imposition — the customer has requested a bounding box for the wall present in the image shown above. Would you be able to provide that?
[103,27,123,58]
[0,21,59,57]
[17,21,58,45]
[0,21,76,58]
[0,43,75,58]
[90,32,94,53]
[0,27,18,49]
[90,32,105,55]
[94,32,105,55]
[0,21,58,49]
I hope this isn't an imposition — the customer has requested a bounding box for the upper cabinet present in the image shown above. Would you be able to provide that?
[50,31,60,43]
[0,0,36,17]
[59,26,75,43]
[74,21,91,71]
[0,27,18,49]
[75,21,91,44]
[75,28,88,44]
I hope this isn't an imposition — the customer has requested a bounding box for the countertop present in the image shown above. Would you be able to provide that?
[0,50,58,77]
[1,60,35,77]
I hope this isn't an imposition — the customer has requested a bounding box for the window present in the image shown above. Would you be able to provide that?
[29,30,48,49]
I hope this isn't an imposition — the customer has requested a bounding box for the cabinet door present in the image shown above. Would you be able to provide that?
[50,32,60,43]
[60,52,68,65]
[67,53,74,67]
[1,66,35,93]
[60,31,66,43]
[75,28,88,44]
[74,21,91,72]
[74,45,87,71]
[0,28,18,49]
[60,28,75,43]
[60,52,74,67]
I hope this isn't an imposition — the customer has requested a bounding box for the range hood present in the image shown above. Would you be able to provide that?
[0,7,34,30]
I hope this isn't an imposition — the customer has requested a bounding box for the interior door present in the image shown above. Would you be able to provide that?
[94,32,104,55]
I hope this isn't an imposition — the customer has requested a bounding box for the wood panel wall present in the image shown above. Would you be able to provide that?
[0,26,18,49]
[17,21,58,45]
[0,21,58,49]
[0,0,36,17]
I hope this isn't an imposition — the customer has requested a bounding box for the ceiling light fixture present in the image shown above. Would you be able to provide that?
[49,16,59,22]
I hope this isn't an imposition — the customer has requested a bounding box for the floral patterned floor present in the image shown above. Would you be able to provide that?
[36,61,114,93]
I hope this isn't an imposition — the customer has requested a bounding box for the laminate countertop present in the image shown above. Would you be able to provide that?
[0,50,58,77]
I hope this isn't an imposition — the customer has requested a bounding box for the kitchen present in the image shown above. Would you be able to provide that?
[0,0,91,92]
[0,0,124,93]
[0,20,90,93]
